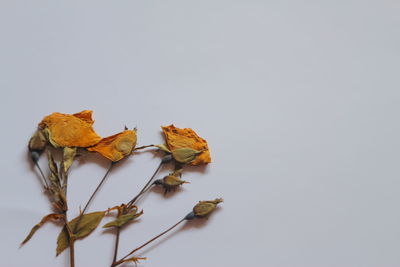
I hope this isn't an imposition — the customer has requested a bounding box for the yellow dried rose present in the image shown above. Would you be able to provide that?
[87,130,137,162]
[161,125,211,165]
[39,110,101,148]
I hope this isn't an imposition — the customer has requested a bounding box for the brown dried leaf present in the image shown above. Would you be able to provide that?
[56,211,105,256]
[21,213,63,245]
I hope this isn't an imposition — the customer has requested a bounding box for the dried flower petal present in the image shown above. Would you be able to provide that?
[161,125,211,165]
[88,130,137,162]
[193,198,223,218]
[39,110,101,148]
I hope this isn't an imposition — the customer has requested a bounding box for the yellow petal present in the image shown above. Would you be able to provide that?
[87,130,137,162]
[39,110,101,147]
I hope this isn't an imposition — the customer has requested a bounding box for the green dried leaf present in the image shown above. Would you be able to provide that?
[171,148,202,164]
[47,151,60,187]
[21,213,62,245]
[103,210,143,228]
[56,211,105,256]
[63,147,76,173]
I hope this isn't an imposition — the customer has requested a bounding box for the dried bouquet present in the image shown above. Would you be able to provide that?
[22,110,222,267]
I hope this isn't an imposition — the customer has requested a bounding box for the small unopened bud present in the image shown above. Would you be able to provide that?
[154,175,188,194]
[193,198,223,218]
[28,130,47,152]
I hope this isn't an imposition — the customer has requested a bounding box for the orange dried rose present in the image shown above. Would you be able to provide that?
[39,110,101,148]
[87,130,137,162]
[161,125,211,165]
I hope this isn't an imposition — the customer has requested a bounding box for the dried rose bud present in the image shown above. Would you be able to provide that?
[28,129,47,152]
[192,198,223,218]
[154,175,188,194]
[28,129,48,162]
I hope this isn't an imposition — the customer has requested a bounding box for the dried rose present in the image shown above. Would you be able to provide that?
[161,125,211,165]
[87,130,137,162]
[39,110,101,148]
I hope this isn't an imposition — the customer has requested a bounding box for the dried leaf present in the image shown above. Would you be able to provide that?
[39,110,101,148]
[162,125,211,165]
[171,148,202,164]
[63,147,76,173]
[21,213,63,245]
[88,130,137,162]
[193,198,223,218]
[56,211,105,256]
[47,151,60,187]
[103,210,143,228]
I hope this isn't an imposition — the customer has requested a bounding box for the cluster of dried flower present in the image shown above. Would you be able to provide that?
[23,110,223,267]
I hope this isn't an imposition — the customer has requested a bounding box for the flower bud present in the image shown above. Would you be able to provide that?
[28,130,47,152]
[154,174,188,194]
[193,198,223,218]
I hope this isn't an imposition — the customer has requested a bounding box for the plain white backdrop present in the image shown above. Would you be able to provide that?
[1,0,400,266]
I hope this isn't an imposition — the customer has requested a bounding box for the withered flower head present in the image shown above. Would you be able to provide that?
[39,110,101,148]
[193,198,223,218]
[154,171,189,194]
[161,125,211,165]
[87,129,137,162]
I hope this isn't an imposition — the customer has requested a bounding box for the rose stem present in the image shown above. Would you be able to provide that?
[112,217,186,267]
[62,214,76,267]
[72,162,115,234]
[126,160,163,208]
[33,161,49,189]
[112,227,120,264]
[111,156,170,265]
[133,144,155,151]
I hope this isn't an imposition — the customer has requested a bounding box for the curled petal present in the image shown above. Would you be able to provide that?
[162,125,211,165]
[88,130,137,162]
[39,110,101,148]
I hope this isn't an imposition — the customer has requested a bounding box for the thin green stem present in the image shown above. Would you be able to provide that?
[133,144,155,151]
[126,161,163,208]
[112,227,121,264]
[34,161,49,189]
[73,162,114,233]
[82,162,114,215]
[113,218,186,266]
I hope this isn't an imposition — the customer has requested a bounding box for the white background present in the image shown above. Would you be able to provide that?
[1,1,400,267]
